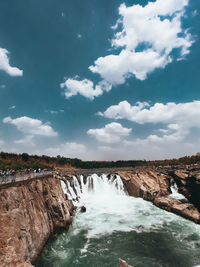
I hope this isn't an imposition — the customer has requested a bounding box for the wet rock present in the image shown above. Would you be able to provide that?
[119,169,200,224]
[171,170,200,210]
[154,197,200,223]
[80,206,86,213]
[119,258,134,267]
[118,169,171,201]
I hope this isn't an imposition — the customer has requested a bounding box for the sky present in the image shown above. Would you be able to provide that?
[0,0,200,160]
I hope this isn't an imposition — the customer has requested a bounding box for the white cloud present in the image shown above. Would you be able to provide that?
[0,48,23,76]
[89,49,171,83]
[100,100,200,144]
[61,0,193,99]
[9,105,16,110]
[100,100,200,126]
[89,0,193,84]
[3,116,58,137]
[45,109,64,115]
[61,78,112,100]
[14,135,35,146]
[133,125,188,145]
[87,122,131,143]
[45,142,86,158]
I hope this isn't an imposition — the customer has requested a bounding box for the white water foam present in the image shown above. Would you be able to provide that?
[60,174,196,239]
[169,180,186,200]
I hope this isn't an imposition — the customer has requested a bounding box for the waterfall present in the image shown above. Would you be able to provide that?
[60,173,183,238]
[61,173,126,206]
[169,179,186,200]
[38,174,200,267]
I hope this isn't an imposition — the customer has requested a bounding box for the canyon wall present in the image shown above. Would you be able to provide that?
[0,177,73,267]
[1,167,200,266]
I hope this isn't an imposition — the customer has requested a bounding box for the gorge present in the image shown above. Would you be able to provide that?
[1,167,200,266]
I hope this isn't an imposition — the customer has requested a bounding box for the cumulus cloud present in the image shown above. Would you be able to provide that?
[61,78,112,100]
[0,48,23,76]
[99,100,200,144]
[45,142,86,158]
[90,50,171,83]
[3,116,58,137]
[89,0,192,84]
[99,100,200,125]
[129,125,188,145]
[87,122,131,143]
[61,0,193,99]
[14,135,35,146]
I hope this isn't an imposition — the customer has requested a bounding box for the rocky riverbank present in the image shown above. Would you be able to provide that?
[1,166,200,266]
[118,168,200,224]
[0,177,73,267]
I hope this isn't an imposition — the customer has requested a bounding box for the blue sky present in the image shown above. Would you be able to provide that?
[0,0,200,160]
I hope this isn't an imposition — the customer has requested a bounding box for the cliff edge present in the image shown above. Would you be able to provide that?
[0,177,73,267]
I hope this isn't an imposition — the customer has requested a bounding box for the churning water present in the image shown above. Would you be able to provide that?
[36,174,200,267]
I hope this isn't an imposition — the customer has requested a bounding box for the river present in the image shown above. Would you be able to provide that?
[36,174,200,267]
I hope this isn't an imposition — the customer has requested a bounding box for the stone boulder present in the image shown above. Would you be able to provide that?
[119,258,134,267]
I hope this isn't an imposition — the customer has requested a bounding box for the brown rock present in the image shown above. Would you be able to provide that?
[154,197,200,223]
[174,170,188,180]
[171,170,200,209]
[118,170,171,201]
[0,177,73,266]
[119,258,134,267]
[119,169,200,224]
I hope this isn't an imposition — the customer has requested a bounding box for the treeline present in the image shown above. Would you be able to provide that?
[1,151,200,171]
[0,152,144,170]
[146,154,200,167]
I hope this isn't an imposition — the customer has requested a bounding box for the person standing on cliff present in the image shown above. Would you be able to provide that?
[12,170,16,183]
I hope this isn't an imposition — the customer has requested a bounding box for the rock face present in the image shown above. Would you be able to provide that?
[118,169,200,224]
[118,169,171,201]
[119,258,134,267]
[170,170,200,210]
[0,177,73,267]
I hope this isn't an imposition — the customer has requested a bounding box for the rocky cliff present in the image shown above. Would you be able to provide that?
[118,169,200,224]
[170,169,200,209]
[0,177,73,267]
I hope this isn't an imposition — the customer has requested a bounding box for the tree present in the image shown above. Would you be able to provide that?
[21,153,29,162]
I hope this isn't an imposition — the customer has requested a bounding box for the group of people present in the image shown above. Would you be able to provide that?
[0,169,16,182]
[0,168,45,183]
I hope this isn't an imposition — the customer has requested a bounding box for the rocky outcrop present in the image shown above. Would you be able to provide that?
[0,177,73,267]
[118,169,200,224]
[154,197,200,223]
[170,170,200,210]
[118,169,171,201]
[119,258,134,267]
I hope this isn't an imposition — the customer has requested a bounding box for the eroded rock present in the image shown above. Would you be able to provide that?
[118,169,200,224]
[0,177,73,266]
[171,170,200,210]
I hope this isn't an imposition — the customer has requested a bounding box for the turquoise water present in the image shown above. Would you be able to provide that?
[36,175,200,267]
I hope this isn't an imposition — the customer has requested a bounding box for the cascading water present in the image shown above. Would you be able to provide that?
[169,179,187,201]
[36,174,200,267]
